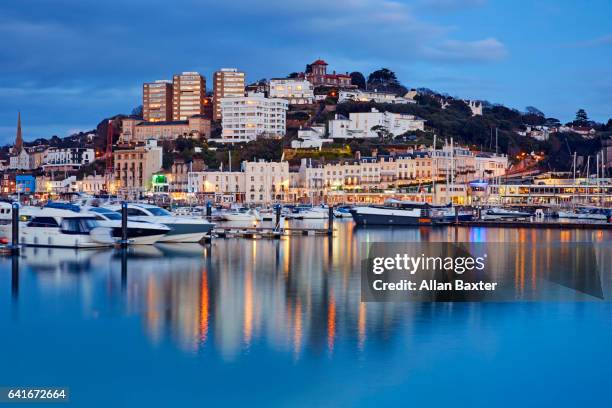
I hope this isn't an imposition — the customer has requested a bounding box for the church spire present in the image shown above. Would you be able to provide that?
[15,111,23,153]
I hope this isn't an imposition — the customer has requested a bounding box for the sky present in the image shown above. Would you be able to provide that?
[1,0,611,144]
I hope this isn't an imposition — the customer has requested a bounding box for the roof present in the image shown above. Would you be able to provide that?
[137,120,188,127]
[311,59,328,65]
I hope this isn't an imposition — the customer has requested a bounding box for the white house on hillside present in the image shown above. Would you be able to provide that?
[328,108,426,139]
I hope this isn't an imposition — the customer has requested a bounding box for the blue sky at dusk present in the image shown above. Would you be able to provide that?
[0,0,611,144]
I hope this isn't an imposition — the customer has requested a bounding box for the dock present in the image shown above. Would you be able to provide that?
[458,220,612,229]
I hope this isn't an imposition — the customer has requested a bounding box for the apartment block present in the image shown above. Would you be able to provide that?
[220,92,288,143]
[42,147,95,171]
[172,72,206,120]
[268,78,314,104]
[143,80,173,122]
[213,68,245,121]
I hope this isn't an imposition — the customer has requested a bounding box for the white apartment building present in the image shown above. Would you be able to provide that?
[42,147,95,171]
[329,108,426,139]
[77,175,106,194]
[338,90,414,104]
[188,160,291,204]
[220,92,288,143]
[428,145,508,182]
[187,171,246,204]
[244,160,291,204]
[268,78,314,104]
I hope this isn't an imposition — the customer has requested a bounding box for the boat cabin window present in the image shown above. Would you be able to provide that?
[27,217,60,228]
[60,217,99,234]
[90,208,121,220]
[146,207,171,216]
[126,208,148,216]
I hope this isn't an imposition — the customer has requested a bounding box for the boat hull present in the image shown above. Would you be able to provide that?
[156,223,214,243]
[350,209,449,226]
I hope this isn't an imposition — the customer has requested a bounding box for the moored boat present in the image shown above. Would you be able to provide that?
[481,207,531,220]
[0,205,115,248]
[103,203,214,243]
[350,200,450,226]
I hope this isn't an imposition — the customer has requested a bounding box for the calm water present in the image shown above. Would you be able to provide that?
[1,221,612,407]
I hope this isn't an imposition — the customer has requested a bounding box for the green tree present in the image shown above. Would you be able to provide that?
[350,72,366,89]
[575,109,588,124]
[366,68,407,95]
[371,125,393,142]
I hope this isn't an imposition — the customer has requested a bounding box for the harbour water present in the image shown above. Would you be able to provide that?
[1,220,612,407]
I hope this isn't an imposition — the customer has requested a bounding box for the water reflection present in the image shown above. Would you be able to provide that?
[4,222,612,360]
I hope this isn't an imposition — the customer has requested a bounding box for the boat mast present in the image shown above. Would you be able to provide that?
[450,137,455,205]
[432,134,437,205]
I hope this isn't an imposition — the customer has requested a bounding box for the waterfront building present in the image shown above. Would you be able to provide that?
[328,108,425,139]
[42,147,95,171]
[213,68,245,121]
[187,160,292,204]
[172,72,206,120]
[169,157,205,194]
[338,90,414,104]
[244,160,292,204]
[219,92,288,143]
[269,78,314,104]
[143,80,173,122]
[35,175,78,194]
[113,139,163,199]
[120,116,211,143]
[187,170,246,204]
[15,174,36,194]
[429,144,508,183]
[471,177,612,206]
[76,174,107,195]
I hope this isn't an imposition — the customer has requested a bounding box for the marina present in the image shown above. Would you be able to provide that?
[2,221,612,407]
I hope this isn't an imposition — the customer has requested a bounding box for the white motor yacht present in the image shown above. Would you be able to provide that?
[221,208,261,222]
[83,206,171,245]
[103,203,214,243]
[0,205,115,248]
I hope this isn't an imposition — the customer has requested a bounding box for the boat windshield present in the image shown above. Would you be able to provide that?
[146,207,172,216]
[90,207,122,220]
[60,217,99,234]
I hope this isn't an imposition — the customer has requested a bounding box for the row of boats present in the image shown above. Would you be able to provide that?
[0,198,609,248]
[0,202,214,248]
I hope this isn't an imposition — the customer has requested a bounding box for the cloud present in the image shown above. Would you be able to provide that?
[418,0,486,11]
[423,38,508,62]
[0,0,508,142]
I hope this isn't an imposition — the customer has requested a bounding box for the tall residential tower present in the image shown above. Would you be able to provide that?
[172,72,206,120]
[213,68,245,121]
[143,80,173,122]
